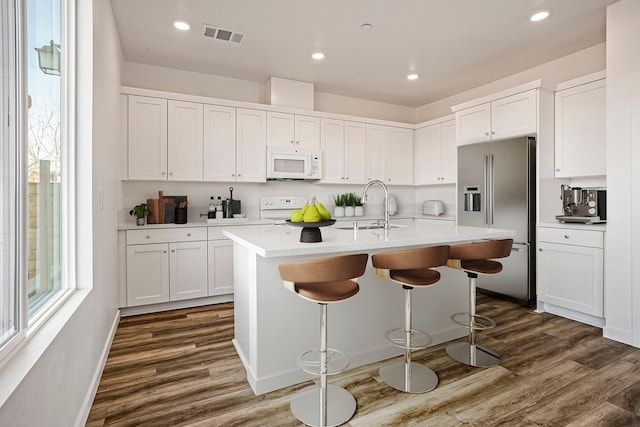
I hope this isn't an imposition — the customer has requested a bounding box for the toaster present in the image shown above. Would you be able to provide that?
[423,200,445,216]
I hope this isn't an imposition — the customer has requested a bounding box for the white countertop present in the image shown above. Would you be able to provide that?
[223,219,515,258]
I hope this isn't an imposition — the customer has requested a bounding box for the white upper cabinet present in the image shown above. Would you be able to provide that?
[344,121,368,184]
[320,119,367,184]
[203,105,237,182]
[267,112,320,151]
[414,119,456,185]
[167,100,203,181]
[127,96,204,181]
[236,108,267,182]
[456,90,537,146]
[554,78,606,178]
[367,124,413,185]
[127,95,168,180]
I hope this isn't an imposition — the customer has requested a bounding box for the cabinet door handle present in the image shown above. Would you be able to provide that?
[171,249,175,253]
[485,132,490,136]
[145,235,150,239]
[564,235,570,239]
[187,233,191,237]
[169,172,173,176]
[161,171,166,176]
[539,248,543,251]
[163,250,167,254]
[556,168,561,172]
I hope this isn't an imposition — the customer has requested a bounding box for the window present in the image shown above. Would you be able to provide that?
[1,0,73,359]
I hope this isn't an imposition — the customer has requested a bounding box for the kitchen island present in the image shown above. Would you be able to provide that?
[223,219,515,395]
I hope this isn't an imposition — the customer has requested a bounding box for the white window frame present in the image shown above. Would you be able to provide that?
[0,0,76,364]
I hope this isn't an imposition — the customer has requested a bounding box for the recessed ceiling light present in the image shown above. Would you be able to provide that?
[530,11,550,22]
[173,20,191,31]
[407,73,419,81]
[312,52,325,60]
[361,23,373,31]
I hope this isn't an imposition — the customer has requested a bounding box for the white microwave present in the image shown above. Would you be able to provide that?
[266,146,322,181]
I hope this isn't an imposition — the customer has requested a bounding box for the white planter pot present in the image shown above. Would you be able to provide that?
[345,206,355,217]
[354,206,364,217]
[334,206,345,217]
[136,217,146,226]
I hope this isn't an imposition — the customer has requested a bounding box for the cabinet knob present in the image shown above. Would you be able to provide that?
[485,132,490,136]
[163,250,167,254]
[169,172,173,176]
[171,249,175,253]
[556,168,560,172]
[564,235,570,239]
[238,174,241,177]
[491,131,495,135]
[161,171,166,176]
[187,233,191,236]
[145,235,150,239]
[539,248,543,251]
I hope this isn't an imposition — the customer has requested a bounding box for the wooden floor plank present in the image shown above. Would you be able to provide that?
[87,297,640,426]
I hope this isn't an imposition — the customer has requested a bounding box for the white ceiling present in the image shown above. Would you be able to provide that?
[110,0,618,108]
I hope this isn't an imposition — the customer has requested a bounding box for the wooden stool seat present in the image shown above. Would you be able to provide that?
[371,245,449,393]
[278,253,368,427]
[445,239,513,368]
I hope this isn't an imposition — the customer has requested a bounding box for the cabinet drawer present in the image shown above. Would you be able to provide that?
[127,227,207,245]
[538,227,603,248]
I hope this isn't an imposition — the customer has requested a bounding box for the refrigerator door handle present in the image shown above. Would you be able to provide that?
[489,154,495,225]
[484,154,490,225]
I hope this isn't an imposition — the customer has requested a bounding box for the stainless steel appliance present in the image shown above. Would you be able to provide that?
[556,185,606,224]
[423,200,445,216]
[457,137,536,306]
[266,146,322,181]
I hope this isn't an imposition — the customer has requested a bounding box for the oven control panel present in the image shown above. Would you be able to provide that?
[260,197,308,210]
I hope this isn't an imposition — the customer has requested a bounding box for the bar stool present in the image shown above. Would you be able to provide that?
[445,238,513,368]
[279,253,368,427]
[371,245,450,393]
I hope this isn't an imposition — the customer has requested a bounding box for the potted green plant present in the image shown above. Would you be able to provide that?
[333,194,345,217]
[354,195,364,217]
[344,192,356,217]
[129,203,151,226]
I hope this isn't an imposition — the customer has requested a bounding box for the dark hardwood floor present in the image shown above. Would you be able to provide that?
[87,295,640,426]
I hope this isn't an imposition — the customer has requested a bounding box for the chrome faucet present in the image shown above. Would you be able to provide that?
[362,179,390,230]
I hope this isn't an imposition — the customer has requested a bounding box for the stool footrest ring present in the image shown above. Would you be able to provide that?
[297,348,350,376]
[385,328,432,350]
[450,312,496,331]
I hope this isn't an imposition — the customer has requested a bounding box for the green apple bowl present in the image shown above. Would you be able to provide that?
[285,220,336,243]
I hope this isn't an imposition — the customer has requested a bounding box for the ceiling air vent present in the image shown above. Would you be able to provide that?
[203,24,245,44]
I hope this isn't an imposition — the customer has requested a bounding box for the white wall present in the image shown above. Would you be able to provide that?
[604,0,639,346]
[120,181,418,226]
[416,43,607,122]
[122,62,416,123]
[0,0,122,424]
[122,61,265,104]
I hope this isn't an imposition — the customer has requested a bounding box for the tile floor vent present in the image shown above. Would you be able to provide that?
[203,24,245,43]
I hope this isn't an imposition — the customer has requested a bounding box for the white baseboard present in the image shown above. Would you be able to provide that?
[75,309,120,427]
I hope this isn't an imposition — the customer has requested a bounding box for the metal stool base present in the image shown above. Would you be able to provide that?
[379,360,438,393]
[290,384,356,427]
[446,342,501,368]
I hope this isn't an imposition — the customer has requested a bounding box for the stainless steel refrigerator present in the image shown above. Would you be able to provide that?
[457,137,536,306]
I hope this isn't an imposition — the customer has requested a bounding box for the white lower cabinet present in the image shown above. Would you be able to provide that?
[537,226,604,323]
[126,243,170,306]
[207,228,234,296]
[125,227,215,307]
[169,241,208,301]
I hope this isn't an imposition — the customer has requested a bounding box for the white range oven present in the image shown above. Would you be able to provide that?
[259,196,310,224]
